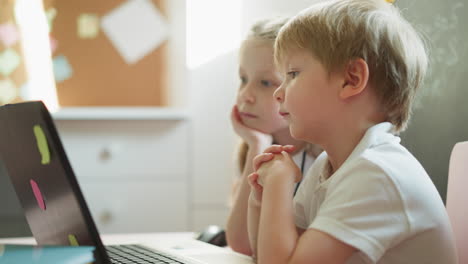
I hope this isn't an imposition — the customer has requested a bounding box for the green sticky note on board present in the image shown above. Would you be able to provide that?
[46,8,57,33]
[0,48,21,77]
[33,125,50,165]
[68,234,79,246]
[0,79,17,105]
[52,55,73,83]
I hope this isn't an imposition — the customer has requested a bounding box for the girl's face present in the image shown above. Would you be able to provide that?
[236,39,288,134]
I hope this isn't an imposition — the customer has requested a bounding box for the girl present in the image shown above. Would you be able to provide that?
[225,17,322,255]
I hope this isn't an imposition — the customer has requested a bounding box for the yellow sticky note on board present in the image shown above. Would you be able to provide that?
[33,125,50,165]
[68,234,79,246]
[0,244,5,256]
[77,14,100,39]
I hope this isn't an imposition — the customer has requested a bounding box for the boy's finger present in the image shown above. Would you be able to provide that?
[247,172,259,186]
[253,153,274,171]
[281,151,302,182]
[248,172,263,190]
[282,145,296,153]
[263,145,283,154]
[247,172,257,181]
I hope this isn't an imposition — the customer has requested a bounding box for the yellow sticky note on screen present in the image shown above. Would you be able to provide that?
[33,125,50,165]
[68,234,79,246]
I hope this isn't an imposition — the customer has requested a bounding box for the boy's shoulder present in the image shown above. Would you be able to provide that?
[343,122,427,184]
[360,138,425,178]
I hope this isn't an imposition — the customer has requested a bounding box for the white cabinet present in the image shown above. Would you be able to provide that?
[56,120,189,179]
[54,112,191,234]
[79,181,188,233]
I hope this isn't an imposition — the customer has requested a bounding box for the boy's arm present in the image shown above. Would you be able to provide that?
[256,154,357,264]
[226,144,266,255]
[258,182,356,264]
[256,170,298,264]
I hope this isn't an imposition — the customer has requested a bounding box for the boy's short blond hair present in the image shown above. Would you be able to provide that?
[275,0,428,132]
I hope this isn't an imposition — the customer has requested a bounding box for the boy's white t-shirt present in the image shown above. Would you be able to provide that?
[291,148,315,176]
[294,122,457,264]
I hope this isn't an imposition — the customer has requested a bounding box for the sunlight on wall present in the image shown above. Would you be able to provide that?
[186,0,242,69]
[15,0,58,111]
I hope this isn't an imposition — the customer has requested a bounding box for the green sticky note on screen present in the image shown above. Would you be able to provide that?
[33,125,50,165]
[68,234,79,246]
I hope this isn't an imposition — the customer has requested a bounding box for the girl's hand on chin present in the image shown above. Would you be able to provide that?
[230,105,273,147]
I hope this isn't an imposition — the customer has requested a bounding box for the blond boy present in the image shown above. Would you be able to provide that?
[246,0,458,263]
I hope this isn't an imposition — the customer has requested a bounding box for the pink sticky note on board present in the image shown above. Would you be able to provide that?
[50,35,58,54]
[0,22,20,47]
[30,179,46,211]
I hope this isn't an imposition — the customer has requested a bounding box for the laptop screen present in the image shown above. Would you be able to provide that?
[0,101,109,262]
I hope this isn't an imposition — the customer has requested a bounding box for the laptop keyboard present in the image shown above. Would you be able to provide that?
[106,244,188,264]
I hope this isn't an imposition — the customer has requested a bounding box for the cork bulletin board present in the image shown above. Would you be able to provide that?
[0,0,28,105]
[44,0,168,107]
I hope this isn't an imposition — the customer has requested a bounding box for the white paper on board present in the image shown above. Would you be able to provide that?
[100,0,169,64]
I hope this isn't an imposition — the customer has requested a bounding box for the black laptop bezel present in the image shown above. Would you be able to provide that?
[0,101,110,264]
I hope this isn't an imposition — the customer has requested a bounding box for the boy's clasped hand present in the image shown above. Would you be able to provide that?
[247,145,302,204]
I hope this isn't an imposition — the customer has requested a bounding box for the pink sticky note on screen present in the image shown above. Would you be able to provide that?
[30,179,46,211]
[0,22,20,47]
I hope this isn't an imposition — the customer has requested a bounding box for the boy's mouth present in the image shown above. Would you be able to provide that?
[279,112,290,117]
[239,112,258,118]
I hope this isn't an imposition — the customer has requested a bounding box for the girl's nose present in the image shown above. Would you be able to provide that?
[239,85,255,103]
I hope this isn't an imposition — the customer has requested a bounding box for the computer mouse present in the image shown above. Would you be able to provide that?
[196,225,227,247]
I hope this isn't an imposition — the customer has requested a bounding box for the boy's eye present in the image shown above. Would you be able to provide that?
[261,80,272,87]
[287,71,299,79]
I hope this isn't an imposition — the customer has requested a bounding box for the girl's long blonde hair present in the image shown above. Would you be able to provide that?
[236,17,322,173]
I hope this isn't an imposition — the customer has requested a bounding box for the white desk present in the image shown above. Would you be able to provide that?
[0,232,196,246]
[0,233,254,264]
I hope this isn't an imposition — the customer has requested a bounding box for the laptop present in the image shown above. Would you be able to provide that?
[0,101,253,264]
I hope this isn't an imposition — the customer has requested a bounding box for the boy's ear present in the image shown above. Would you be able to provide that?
[339,58,369,100]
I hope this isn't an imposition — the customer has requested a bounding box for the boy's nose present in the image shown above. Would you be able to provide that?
[273,85,284,102]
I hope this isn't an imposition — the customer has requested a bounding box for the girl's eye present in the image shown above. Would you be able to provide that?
[261,80,272,87]
[287,71,299,79]
[240,76,247,85]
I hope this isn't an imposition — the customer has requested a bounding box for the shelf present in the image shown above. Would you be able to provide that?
[52,107,189,121]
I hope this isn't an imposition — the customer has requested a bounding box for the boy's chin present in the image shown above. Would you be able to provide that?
[290,127,307,141]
